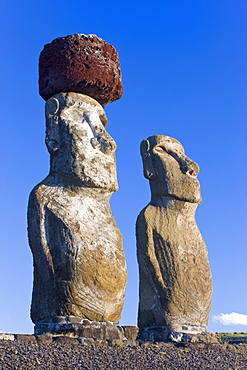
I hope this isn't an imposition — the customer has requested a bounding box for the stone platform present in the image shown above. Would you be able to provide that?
[33,319,220,343]
[138,326,220,343]
[34,317,139,341]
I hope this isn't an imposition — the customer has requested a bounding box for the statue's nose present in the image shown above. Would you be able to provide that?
[180,156,200,177]
[91,131,117,154]
[85,111,117,155]
[100,132,117,154]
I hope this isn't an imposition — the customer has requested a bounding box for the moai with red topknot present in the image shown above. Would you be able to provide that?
[28,35,127,339]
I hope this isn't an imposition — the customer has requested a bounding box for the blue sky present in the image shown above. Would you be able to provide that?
[0,0,246,334]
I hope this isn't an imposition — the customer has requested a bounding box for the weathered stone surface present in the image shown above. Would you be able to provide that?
[35,335,53,343]
[28,92,127,325]
[136,135,212,335]
[137,325,220,344]
[39,34,123,106]
[67,316,83,324]
[52,316,66,324]
[78,337,97,346]
[190,332,221,343]
[0,334,15,341]
[14,334,37,342]
[121,326,139,340]
[34,321,125,341]
[52,336,80,344]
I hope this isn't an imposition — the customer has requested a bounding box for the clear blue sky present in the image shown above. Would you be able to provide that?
[0,0,246,334]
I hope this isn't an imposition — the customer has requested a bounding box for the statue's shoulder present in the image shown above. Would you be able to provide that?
[136,204,156,225]
[28,176,57,205]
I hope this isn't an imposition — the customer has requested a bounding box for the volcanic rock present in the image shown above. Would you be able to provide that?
[136,135,212,336]
[39,34,123,106]
[28,93,127,325]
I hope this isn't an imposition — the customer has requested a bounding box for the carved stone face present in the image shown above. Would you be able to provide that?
[45,92,118,191]
[141,135,202,203]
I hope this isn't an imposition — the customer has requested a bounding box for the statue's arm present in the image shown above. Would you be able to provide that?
[136,209,166,289]
[28,186,54,281]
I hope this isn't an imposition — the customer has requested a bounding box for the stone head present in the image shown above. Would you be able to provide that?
[45,92,118,191]
[140,135,202,203]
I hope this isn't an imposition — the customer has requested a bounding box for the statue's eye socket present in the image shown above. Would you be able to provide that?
[155,146,166,153]
[167,150,180,160]
[100,114,108,127]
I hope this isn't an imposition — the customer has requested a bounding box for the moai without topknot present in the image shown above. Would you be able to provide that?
[136,135,213,342]
[28,34,127,338]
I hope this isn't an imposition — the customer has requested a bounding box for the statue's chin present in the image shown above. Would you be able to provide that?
[152,190,202,204]
[165,189,202,203]
[54,171,118,192]
[167,177,202,204]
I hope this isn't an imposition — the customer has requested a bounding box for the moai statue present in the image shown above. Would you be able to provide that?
[28,35,127,338]
[136,135,212,342]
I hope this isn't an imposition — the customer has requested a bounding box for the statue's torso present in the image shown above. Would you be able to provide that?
[28,178,127,323]
[136,203,212,332]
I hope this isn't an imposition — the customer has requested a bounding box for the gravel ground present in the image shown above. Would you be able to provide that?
[0,339,247,370]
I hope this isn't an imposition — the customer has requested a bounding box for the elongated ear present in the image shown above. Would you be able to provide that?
[45,97,59,116]
[45,97,60,155]
[46,139,60,155]
[140,140,156,179]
